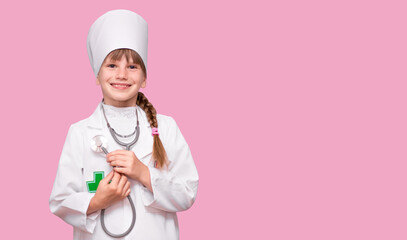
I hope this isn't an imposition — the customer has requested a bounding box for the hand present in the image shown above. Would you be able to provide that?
[107,150,152,191]
[107,150,147,181]
[91,170,131,211]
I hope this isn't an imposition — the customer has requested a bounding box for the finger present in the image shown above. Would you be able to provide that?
[101,170,114,184]
[117,174,128,190]
[107,154,131,163]
[107,150,133,157]
[113,166,129,175]
[125,188,131,197]
[111,171,121,186]
[110,159,128,168]
[123,181,131,193]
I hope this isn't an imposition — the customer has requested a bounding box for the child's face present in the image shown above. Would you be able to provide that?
[97,55,146,107]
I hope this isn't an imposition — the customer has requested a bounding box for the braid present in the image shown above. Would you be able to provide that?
[137,92,168,169]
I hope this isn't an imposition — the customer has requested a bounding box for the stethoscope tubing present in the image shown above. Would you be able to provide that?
[98,102,140,238]
[100,145,137,238]
[101,196,136,238]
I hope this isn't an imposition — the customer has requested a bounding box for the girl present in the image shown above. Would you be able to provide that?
[49,10,199,240]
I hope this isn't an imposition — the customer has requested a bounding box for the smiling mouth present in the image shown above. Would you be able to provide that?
[110,83,132,89]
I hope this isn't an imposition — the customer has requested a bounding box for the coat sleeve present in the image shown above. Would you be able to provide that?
[49,124,99,233]
[141,117,199,212]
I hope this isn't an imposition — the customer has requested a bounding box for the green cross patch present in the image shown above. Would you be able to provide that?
[86,171,104,193]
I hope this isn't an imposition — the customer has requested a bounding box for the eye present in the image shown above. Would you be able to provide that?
[129,65,137,69]
[108,64,116,68]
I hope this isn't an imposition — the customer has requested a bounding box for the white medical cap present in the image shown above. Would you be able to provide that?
[87,9,148,77]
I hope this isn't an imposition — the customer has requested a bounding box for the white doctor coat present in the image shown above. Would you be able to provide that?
[49,102,199,240]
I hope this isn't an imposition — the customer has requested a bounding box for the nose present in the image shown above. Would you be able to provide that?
[116,67,128,80]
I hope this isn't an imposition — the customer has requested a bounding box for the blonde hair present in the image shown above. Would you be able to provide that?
[105,48,168,169]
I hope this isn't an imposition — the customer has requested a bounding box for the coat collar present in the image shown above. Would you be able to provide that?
[87,101,151,129]
[86,102,153,160]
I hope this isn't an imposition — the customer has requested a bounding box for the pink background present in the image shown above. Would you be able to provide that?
[0,0,406,239]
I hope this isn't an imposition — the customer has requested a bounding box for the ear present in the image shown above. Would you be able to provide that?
[141,77,147,88]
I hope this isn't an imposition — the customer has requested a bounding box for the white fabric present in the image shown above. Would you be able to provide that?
[49,103,199,240]
[87,9,148,77]
[101,103,138,135]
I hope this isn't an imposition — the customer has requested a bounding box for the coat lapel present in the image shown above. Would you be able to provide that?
[86,102,154,161]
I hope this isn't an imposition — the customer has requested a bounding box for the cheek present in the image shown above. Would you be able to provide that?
[137,73,146,83]
[98,72,111,82]
[130,74,144,84]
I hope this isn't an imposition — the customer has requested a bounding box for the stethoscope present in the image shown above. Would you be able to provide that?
[89,102,139,238]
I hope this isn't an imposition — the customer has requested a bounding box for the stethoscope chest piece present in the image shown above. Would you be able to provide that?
[90,135,108,153]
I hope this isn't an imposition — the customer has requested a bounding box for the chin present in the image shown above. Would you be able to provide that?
[111,96,138,103]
